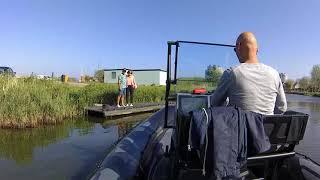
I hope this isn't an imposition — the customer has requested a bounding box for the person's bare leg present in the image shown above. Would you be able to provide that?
[121,96,125,106]
[117,95,121,106]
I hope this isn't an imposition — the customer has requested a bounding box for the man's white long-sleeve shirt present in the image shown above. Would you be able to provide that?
[211,63,287,115]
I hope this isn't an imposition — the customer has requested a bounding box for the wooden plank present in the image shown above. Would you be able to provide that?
[86,104,164,118]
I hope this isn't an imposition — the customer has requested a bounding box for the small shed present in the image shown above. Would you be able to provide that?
[103,69,167,85]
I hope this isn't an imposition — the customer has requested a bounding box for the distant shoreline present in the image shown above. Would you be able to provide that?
[286,91,320,97]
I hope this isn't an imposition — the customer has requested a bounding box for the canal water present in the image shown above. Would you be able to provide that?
[0,94,319,179]
[287,94,320,163]
[0,113,153,180]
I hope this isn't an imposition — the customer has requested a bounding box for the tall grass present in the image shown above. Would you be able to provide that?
[72,83,166,107]
[0,76,166,128]
[175,79,216,93]
[0,77,79,128]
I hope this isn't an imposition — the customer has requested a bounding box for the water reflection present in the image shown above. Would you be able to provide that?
[102,113,153,138]
[0,114,151,180]
[287,101,320,113]
[286,94,320,163]
[0,119,93,164]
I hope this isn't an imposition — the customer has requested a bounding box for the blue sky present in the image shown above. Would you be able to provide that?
[0,0,319,79]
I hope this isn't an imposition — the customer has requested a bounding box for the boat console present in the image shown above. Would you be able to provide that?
[175,93,211,164]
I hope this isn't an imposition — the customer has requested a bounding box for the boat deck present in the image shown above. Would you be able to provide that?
[86,102,164,118]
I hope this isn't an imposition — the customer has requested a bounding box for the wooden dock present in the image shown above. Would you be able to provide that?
[86,103,164,118]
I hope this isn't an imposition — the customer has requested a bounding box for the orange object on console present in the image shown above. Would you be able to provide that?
[193,88,207,94]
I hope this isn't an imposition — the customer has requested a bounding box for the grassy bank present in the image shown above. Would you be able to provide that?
[304,92,320,97]
[0,76,165,128]
[286,91,320,97]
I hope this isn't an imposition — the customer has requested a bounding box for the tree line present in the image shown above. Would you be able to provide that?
[205,65,223,86]
[205,64,320,93]
[93,64,320,93]
[284,64,320,92]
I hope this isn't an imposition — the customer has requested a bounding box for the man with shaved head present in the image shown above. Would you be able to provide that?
[211,32,287,115]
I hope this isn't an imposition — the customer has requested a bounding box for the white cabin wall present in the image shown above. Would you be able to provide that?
[159,71,167,85]
[134,71,160,85]
[104,70,167,85]
[104,70,122,84]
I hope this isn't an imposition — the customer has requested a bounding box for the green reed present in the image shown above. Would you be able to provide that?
[0,76,166,128]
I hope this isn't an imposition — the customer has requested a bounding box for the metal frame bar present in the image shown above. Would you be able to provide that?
[164,40,235,128]
[164,42,173,128]
[247,152,295,160]
[173,43,179,84]
[177,40,235,47]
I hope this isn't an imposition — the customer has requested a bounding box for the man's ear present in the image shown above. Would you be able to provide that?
[256,48,259,55]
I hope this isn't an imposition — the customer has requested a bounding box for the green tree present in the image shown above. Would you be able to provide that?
[84,75,94,82]
[298,77,310,91]
[284,79,295,91]
[311,65,320,91]
[94,69,104,83]
[205,65,223,86]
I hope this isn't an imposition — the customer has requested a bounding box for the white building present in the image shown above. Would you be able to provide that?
[36,74,51,80]
[104,69,167,85]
